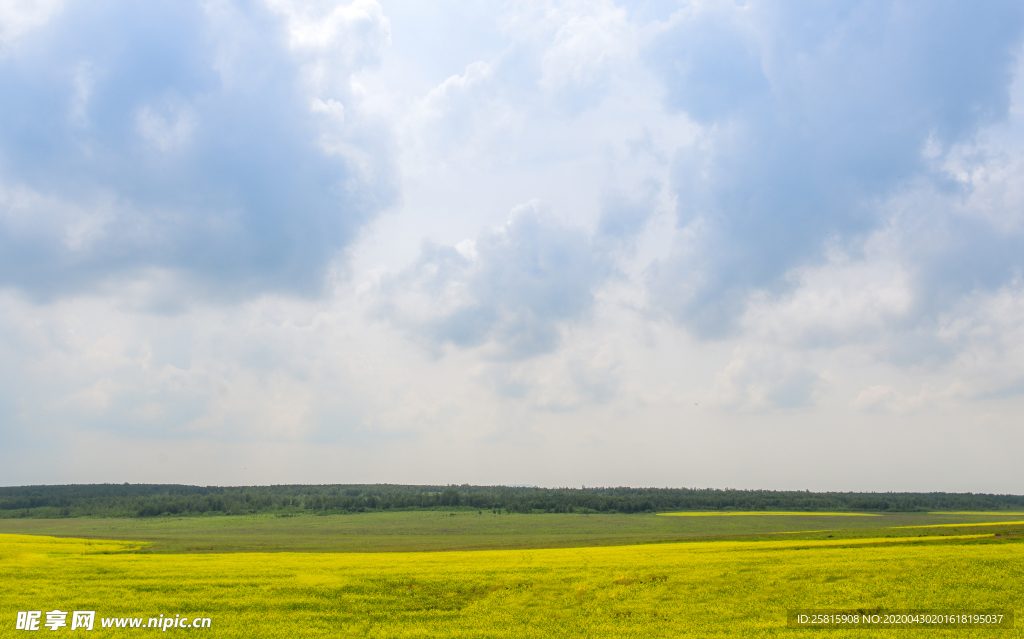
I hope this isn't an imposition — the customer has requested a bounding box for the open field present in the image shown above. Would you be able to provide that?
[1,511,1024,554]
[1,531,1021,638]
[4,513,1022,636]
[657,511,882,516]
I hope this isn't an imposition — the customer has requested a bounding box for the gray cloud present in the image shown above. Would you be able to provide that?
[0,0,394,300]
[595,179,659,248]
[907,214,1024,316]
[646,0,1024,337]
[377,203,618,359]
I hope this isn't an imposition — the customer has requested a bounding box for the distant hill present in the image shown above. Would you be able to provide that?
[1,483,1022,518]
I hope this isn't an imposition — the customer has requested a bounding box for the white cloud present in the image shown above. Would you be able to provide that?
[740,249,914,349]
[0,0,64,53]
[537,0,634,92]
[851,381,969,414]
[136,101,196,152]
[707,346,824,411]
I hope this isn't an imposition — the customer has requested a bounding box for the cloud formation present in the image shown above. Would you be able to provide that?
[647,0,1024,336]
[0,0,394,300]
[378,202,614,359]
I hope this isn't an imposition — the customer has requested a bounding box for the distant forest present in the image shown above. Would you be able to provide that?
[2,484,1023,518]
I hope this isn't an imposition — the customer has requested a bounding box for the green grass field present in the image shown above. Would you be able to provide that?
[2,512,1022,637]
[1,511,1022,553]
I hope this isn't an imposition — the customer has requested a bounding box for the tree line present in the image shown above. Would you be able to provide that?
[1,483,1022,518]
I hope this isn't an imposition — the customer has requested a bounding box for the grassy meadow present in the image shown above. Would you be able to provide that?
[2,512,1022,637]
[1,510,1023,553]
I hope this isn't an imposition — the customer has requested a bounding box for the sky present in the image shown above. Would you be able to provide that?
[1,0,1023,493]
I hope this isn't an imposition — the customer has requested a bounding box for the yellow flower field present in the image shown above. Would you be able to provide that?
[657,511,881,517]
[1,533,1021,638]
[897,521,1024,529]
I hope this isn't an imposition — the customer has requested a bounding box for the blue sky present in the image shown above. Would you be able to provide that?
[1,0,1023,492]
